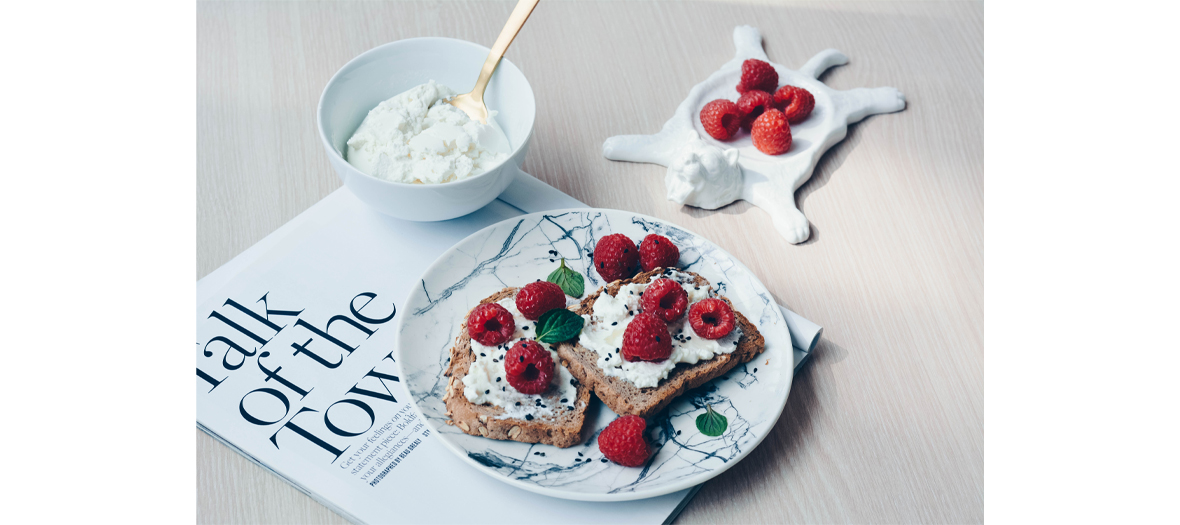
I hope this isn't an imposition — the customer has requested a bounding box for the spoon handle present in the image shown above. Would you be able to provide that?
[469,0,540,105]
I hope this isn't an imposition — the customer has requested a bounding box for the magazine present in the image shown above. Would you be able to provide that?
[196,174,821,524]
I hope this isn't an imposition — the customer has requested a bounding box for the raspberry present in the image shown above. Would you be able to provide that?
[773,85,815,124]
[638,233,680,272]
[737,59,778,94]
[736,90,774,132]
[622,312,673,362]
[699,99,741,141]
[641,279,688,322]
[598,415,650,467]
[515,281,565,320]
[467,303,515,346]
[593,234,639,283]
[688,298,736,340]
[751,109,792,155]
[504,340,555,395]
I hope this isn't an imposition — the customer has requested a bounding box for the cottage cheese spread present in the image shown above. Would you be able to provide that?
[345,80,511,184]
[578,270,743,388]
[665,136,744,210]
[462,299,579,420]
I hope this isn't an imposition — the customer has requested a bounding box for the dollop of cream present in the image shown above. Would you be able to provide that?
[664,136,743,210]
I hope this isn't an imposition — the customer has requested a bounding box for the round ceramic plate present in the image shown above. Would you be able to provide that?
[396,209,793,501]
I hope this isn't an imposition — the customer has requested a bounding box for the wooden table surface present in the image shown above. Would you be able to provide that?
[197,1,983,522]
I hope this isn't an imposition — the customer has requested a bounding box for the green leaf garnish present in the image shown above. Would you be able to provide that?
[535,308,584,343]
[695,404,728,437]
[546,257,584,298]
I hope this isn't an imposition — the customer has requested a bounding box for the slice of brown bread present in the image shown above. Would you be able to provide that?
[443,288,593,448]
[555,268,765,419]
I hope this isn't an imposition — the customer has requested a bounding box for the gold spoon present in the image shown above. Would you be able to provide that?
[447,0,540,124]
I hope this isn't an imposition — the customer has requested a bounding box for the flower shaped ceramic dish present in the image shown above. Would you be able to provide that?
[603,26,906,244]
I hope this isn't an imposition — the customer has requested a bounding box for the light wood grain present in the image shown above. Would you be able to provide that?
[197,1,983,523]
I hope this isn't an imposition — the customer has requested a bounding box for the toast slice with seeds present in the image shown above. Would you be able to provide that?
[555,269,765,419]
[443,287,593,448]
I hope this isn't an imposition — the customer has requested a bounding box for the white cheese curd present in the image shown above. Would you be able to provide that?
[345,80,511,184]
[462,299,579,420]
[578,270,742,388]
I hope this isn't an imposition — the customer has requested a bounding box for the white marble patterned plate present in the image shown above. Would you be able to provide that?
[396,209,793,501]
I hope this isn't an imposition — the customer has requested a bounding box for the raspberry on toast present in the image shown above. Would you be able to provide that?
[444,288,593,448]
[556,269,765,419]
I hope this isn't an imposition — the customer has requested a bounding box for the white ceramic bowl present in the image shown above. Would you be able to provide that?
[317,37,536,221]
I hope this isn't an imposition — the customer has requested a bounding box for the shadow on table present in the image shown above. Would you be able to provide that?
[796,113,871,246]
[673,333,848,521]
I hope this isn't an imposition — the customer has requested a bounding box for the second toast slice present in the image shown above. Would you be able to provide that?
[556,269,765,419]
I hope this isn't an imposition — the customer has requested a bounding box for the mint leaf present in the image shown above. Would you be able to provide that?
[695,404,728,437]
[546,258,584,298]
[535,308,584,343]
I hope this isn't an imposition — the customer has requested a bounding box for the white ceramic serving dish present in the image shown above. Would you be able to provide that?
[317,37,536,221]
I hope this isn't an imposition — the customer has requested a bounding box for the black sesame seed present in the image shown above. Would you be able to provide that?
[520,356,525,362]
[611,321,618,326]
[523,326,529,330]
[492,358,498,363]
[639,292,643,296]
[601,458,608,463]
[676,430,682,435]
[496,377,502,382]
[578,452,584,456]
[694,286,700,290]
[525,414,534,421]
[624,249,628,253]
[568,405,575,410]
[516,402,521,406]
[571,378,579,386]
[540,452,546,456]
[485,390,490,394]
[686,337,691,341]
[629,291,633,295]
[753,368,759,373]
[534,451,540,455]
[656,336,660,342]
[600,262,604,268]
[549,259,555,263]
[561,398,568,403]
[654,239,659,244]
[480,352,486,357]
[733,340,739,345]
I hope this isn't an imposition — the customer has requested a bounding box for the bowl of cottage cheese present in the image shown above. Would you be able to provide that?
[318,37,535,221]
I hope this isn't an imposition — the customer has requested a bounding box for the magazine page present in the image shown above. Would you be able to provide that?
[196,191,695,524]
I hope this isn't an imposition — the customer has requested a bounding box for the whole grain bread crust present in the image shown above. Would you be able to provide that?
[443,288,592,448]
[556,268,765,418]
